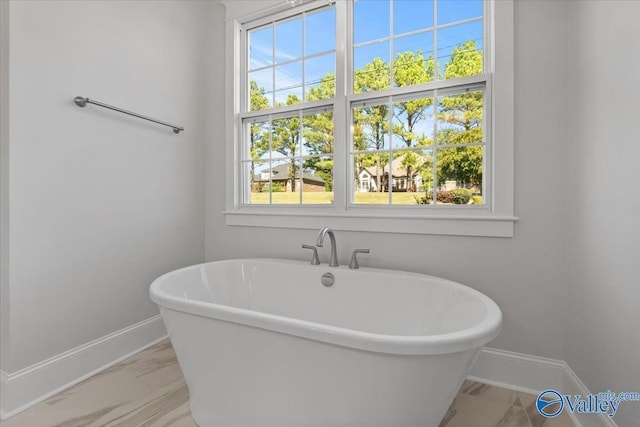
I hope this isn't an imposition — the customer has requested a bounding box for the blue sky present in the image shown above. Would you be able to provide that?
[248,0,483,106]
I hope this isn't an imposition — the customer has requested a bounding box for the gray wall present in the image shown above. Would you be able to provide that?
[1,0,207,372]
[566,2,640,425]
[206,0,571,360]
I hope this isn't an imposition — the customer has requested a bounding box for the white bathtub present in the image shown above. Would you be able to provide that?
[150,259,502,427]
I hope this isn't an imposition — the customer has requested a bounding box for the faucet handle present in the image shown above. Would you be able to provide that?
[302,244,321,265]
[349,249,370,269]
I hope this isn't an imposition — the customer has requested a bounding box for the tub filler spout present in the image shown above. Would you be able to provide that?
[316,227,338,267]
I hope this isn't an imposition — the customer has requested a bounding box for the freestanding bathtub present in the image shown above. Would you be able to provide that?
[150,259,502,427]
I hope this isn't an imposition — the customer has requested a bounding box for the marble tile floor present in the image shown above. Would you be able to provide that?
[0,339,574,427]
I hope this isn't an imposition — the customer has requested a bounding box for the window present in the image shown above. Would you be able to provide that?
[225,0,515,237]
[241,6,336,205]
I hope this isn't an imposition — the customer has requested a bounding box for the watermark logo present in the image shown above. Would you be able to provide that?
[537,390,564,417]
[536,389,640,419]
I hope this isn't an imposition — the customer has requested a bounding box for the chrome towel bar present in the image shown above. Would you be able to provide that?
[74,96,184,134]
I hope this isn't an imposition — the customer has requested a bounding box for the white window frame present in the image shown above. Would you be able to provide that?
[223,0,516,237]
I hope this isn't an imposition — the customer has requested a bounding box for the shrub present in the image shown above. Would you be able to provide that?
[415,189,473,205]
[414,190,433,205]
[450,188,473,204]
[270,182,285,192]
[472,195,483,205]
[431,189,472,204]
[436,191,454,203]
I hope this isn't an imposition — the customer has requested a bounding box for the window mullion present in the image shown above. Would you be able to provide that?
[484,74,493,209]
[484,0,491,75]
[241,98,334,121]
[434,0,438,80]
[387,97,393,203]
[348,74,488,105]
[433,89,439,205]
[332,0,347,212]
[389,0,394,88]
[302,12,307,102]
[299,109,303,205]
[271,22,276,108]
[268,115,273,205]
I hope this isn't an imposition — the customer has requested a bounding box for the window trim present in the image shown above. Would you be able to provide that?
[223,0,516,237]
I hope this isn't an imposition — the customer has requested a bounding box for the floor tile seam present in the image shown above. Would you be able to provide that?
[85,377,188,427]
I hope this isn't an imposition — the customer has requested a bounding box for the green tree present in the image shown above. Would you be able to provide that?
[392,50,436,191]
[271,94,302,192]
[304,74,335,190]
[437,41,484,189]
[249,80,270,190]
[354,57,390,94]
[249,82,270,158]
[250,79,270,112]
[307,72,335,101]
[353,58,390,191]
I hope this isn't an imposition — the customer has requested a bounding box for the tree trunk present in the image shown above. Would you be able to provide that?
[289,160,296,193]
[376,157,382,192]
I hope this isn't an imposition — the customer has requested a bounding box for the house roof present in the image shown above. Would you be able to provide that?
[254,163,325,184]
[361,153,430,178]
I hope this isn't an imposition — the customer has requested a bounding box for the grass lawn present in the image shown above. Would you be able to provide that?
[249,192,429,205]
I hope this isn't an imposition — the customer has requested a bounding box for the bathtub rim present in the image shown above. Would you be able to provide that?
[150,258,502,356]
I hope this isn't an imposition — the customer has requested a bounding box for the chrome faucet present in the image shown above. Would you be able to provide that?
[316,227,338,267]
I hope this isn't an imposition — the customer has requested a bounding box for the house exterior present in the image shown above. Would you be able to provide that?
[253,163,325,192]
[357,153,428,192]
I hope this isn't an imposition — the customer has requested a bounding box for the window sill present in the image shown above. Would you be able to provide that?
[223,210,517,237]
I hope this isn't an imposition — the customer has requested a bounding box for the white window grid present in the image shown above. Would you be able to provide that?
[238,0,491,210]
[241,104,334,205]
[348,79,490,207]
[245,5,337,108]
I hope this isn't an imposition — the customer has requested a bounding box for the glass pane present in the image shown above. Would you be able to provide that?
[353,152,390,204]
[305,53,335,101]
[353,104,390,151]
[416,149,435,204]
[394,0,434,35]
[354,0,390,44]
[274,61,303,106]
[271,115,301,159]
[393,33,436,87]
[392,97,435,149]
[436,145,483,199]
[249,26,273,70]
[354,41,390,93]
[437,20,483,79]
[248,160,270,204]
[306,8,336,56]
[247,120,270,161]
[437,0,483,26]
[387,150,425,204]
[270,158,301,204]
[248,69,273,110]
[437,90,484,145]
[302,110,334,157]
[302,156,333,204]
[275,18,302,63]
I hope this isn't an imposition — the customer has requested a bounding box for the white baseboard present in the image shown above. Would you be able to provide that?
[0,315,167,420]
[561,364,619,427]
[468,347,567,394]
[469,347,619,427]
